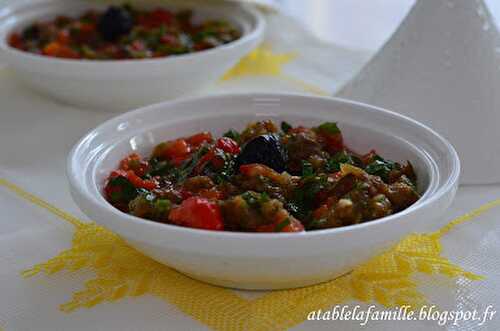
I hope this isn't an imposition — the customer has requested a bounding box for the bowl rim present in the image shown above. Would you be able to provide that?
[67,92,460,240]
[0,0,266,68]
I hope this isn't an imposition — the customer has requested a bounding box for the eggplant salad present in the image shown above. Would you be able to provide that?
[104,120,420,232]
[9,4,241,60]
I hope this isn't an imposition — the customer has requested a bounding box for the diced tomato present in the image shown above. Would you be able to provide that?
[138,9,174,28]
[119,153,149,176]
[160,34,178,45]
[215,137,240,154]
[322,134,343,154]
[162,139,191,160]
[42,42,80,59]
[72,22,96,43]
[285,219,305,232]
[179,188,193,200]
[131,40,146,51]
[169,197,224,231]
[57,30,71,44]
[211,156,225,169]
[312,204,329,220]
[150,8,174,25]
[186,132,213,147]
[79,22,96,34]
[136,14,151,28]
[274,209,304,232]
[282,218,305,232]
[8,33,23,49]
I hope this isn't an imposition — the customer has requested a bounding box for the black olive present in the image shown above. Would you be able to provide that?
[97,6,133,41]
[236,134,288,173]
[22,25,40,40]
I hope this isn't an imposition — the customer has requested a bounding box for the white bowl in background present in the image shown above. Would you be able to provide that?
[0,0,265,111]
[67,93,460,290]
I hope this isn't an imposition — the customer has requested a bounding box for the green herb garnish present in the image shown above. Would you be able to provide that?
[241,191,270,209]
[148,157,174,176]
[223,129,241,143]
[301,161,314,177]
[281,121,292,133]
[213,151,237,184]
[326,150,356,172]
[289,175,327,220]
[365,155,399,182]
[107,176,139,202]
[318,122,341,135]
[173,145,210,183]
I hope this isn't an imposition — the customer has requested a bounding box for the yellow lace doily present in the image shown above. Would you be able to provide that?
[0,177,491,331]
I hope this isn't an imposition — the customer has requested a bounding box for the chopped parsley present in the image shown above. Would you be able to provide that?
[365,155,399,182]
[107,176,138,202]
[281,121,292,133]
[172,145,210,182]
[318,122,341,135]
[223,129,241,143]
[326,150,358,172]
[301,161,314,177]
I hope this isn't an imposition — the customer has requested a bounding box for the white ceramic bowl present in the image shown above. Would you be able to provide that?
[0,0,264,111]
[68,93,460,290]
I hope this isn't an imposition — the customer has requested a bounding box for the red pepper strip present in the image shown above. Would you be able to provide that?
[125,170,158,190]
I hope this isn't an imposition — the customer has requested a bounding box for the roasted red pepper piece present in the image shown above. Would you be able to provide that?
[125,171,157,190]
[42,42,81,59]
[186,132,213,147]
[110,169,157,190]
[159,139,191,166]
[215,137,240,154]
[169,197,224,230]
